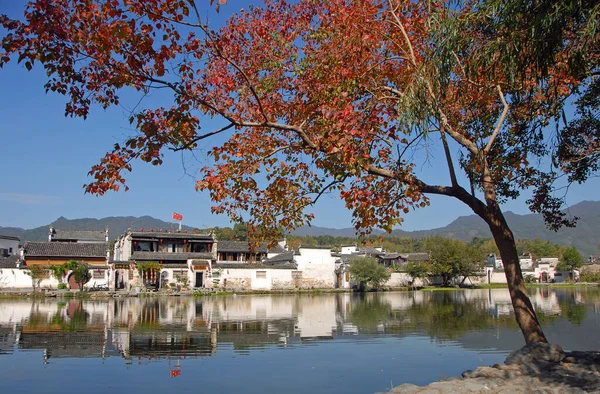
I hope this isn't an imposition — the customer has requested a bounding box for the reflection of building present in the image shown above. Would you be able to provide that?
[1,288,597,364]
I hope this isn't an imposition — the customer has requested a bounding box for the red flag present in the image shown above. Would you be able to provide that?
[172,212,183,221]
[170,369,181,378]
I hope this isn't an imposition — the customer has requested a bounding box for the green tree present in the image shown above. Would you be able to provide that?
[557,247,584,274]
[404,261,429,288]
[425,238,484,286]
[457,244,485,285]
[70,262,91,291]
[348,258,390,291]
[48,264,67,286]
[26,265,48,292]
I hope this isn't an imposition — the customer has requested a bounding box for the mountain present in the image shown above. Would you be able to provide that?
[0,216,199,242]
[2,200,600,254]
[297,201,600,255]
[292,225,384,238]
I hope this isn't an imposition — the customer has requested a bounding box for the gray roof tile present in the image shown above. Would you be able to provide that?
[0,255,19,268]
[264,251,295,264]
[217,241,268,253]
[24,242,108,258]
[52,229,107,242]
[0,235,19,241]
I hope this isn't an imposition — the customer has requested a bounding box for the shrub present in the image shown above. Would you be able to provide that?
[348,258,390,291]
[580,272,600,283]
[57,283,68,290]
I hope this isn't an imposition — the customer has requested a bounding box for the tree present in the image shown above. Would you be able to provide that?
[26,265,48,292]
[49,264,67,286]
[348,258,390,291]
[404,261,429,288]
[2,0,596,344]
[557,247,584,275]
[70,262,91,291]
[456,244,485,286]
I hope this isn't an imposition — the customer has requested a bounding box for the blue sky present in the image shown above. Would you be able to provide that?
[1,0,598,232]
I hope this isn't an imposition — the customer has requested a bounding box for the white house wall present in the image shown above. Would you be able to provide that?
[0,238,19,255]
[215,268,294,290]
[295,248,336,288]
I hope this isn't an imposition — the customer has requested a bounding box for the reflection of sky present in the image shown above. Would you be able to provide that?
[0,289,599,393]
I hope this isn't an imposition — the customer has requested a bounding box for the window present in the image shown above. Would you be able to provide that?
[192,244,208,253]
[168,244,183,253]
[9,247,13,254]
[292,271,303,280]
[92,270,105,279]
[256,271,267,279]
[134,241,154,252]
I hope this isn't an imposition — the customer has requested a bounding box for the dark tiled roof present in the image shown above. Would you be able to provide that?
[130,251,214,261]
[129,231,214,241]
[358,247,384,256]
[217,240,268,253]
[24,242,108,258]
[0,255,19,268]
[264,251,295,264]
[379,253,401,260]
[53,229,106,242]
[403,253,429,261]
[0,234,19,241]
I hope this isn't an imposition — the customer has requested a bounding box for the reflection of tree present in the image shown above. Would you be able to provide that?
[348,292,520,340]
[347,294,393,331]
[559,295,587,325]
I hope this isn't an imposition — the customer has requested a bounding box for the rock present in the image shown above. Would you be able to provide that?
[384,383,421,393]
[505,342,565,365]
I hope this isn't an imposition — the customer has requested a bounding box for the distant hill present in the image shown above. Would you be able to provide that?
[292,225,384,238]
[298,201,600,255]
[2,200,600,254]
[0,216,199,242]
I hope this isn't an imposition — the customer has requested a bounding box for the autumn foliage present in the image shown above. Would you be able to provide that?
[2,0,598,344]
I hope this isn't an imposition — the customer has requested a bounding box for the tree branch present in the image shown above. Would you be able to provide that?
[439,125,459,187]
[484,85,509,154]
[169,123,235,151]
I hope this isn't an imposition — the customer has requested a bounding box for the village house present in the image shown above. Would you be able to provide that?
[0,234,20,257]
[48,227,109,243]
[0,228,112,290]
[21,240,110,289]
[377,252,429,268]
[211,244,336,291]
[216,240,269,263]
[112,229,216,290]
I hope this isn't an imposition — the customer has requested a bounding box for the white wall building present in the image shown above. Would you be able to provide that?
[0,235,19,257]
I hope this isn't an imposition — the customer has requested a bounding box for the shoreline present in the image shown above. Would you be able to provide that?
[0,282,598,299]
[382,343,600,393]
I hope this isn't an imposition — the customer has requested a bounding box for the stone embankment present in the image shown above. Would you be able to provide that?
[383,343,600,393]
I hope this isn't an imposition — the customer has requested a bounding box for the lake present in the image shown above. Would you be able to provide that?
[0,287,599,393]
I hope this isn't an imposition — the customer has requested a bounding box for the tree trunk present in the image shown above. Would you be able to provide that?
[487,208,548,344]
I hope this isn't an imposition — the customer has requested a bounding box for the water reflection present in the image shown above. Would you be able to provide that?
[0,287,599,363]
